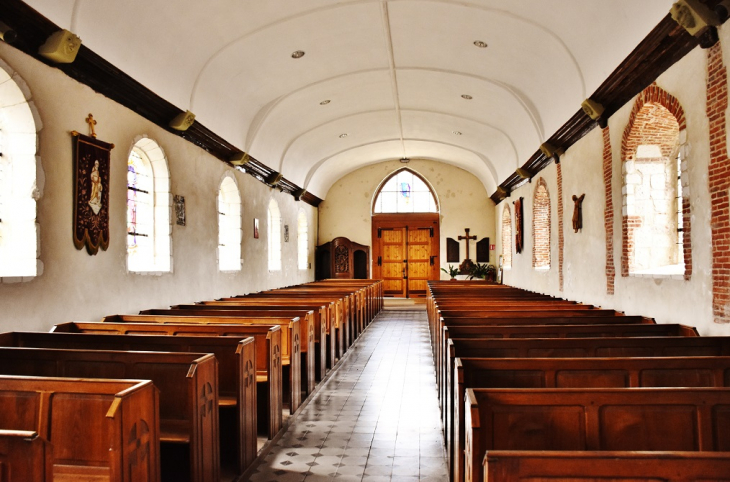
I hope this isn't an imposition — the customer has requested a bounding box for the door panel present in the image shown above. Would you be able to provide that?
[407,228,432,297]
[381,227,406,297]
[372,214,439,299]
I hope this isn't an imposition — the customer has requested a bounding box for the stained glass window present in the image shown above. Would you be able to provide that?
[127,148,154,266]
[373,169,438,213]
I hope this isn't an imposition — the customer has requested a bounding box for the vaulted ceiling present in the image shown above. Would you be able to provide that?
[24,0,674,199]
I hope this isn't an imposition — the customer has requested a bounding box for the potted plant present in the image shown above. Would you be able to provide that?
[469,262,497,282]
[441,264,459,280]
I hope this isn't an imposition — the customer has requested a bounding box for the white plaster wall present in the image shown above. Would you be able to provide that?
[319,159,495,279]
[497,39,729,336]
[0,44,317,331]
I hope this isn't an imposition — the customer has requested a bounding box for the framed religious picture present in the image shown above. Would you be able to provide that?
[72,130,114,255]
[254,218,259,239]
[284,225,289,242]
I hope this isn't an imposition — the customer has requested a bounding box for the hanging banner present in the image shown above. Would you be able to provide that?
[72,132,114,255]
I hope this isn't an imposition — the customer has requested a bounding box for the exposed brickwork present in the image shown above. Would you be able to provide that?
[603,127,615,295]
[501,205,512,268]
[707,42,730,324]
[556,162,564,291]
[620,83,690,278]
[533,178,551,269]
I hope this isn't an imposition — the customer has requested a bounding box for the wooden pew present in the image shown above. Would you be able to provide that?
[0,346,219,482]
[0,375,160,482]
[211,298,339,370]
[434,314,652,418]
[483,450,730,481]
[452,355,730,482]
[192,301,332,379]
[235,293,347,359]
[6,329,265,474]
[464,387,730,482]
[0,430,53,481]
[142,308,317,396]
[102,314,302,414]
[307,279,384,325]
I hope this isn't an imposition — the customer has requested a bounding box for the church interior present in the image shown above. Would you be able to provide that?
[3,0,730,481]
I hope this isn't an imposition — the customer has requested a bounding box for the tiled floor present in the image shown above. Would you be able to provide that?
[248,309,447,482]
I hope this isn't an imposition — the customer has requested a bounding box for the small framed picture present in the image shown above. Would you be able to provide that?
[253,218,259,239]
[173,195,186,226]
[284,225,289,242]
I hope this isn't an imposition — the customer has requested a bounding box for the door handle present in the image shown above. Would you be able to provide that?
[430,256,436,266]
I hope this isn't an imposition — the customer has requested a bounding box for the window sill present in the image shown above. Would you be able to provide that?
[534,266,550,272]
[630,264,685,280]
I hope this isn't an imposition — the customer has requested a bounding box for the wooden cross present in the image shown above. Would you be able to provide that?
[458,228,477,260]
[85,113,97,138]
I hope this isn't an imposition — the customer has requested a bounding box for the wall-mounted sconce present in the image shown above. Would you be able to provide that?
[293,188,307,201]
[266,172,283,186]
[38,29,81,63]
[169,110,196,131]
[670,0,720,36]
[400,157,410,164]
[0,22,17,44]
[229,152,251,166]
[581,98,605,120]
[540,142,565,163]
[516,167,532,181]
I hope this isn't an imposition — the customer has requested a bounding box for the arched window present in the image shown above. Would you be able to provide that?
[373,168,438,213]
[127,138,171,273]
[501,205,512,268]
[622,97,685,276]
[533,179,550,269]
[268,198,281,271]
[0,66,39,278]
[218,174,241,271]
[297,209,308,270]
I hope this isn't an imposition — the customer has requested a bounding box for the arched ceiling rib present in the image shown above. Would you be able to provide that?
[25,0,675,199]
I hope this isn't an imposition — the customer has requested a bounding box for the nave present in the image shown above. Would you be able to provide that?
[250,308,448,482]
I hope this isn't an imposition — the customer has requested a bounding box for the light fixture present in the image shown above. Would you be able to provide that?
[266,172,283,186]
[473,40,488,48]
[339,133,348,138]
[291,50,305,59]
[516,167,531,179]
[320,100,331,105]
[400,157,410,164]
[581,98,605,120]
[38,29,82,63]
[169,110,196,131]
[453,131,462,136]
[461,94,473,100]
[230,152,250,166]
[0,22,17,44]
[293,188,307,201]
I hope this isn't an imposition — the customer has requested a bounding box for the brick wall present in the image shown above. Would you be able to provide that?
[533,178,551,268]
[603,127,615,294]
[557,162,564,291]
[707,42,730,324]
[501,205,512,268]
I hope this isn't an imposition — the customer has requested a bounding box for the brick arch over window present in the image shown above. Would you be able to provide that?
[620,83,690,279]
[533,178,550,269]
[501,205,512,268]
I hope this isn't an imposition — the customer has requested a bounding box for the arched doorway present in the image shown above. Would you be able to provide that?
[371,168,440,298]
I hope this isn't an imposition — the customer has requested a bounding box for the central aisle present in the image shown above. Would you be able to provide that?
[248,309,448,482]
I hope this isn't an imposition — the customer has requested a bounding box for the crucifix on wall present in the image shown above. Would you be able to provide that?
[458,228,477,260]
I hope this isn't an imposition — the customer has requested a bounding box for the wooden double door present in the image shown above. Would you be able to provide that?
[372,213,440,298]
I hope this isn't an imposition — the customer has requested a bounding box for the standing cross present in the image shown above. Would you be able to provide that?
[458,228,477,260]
[85,113,97,138]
